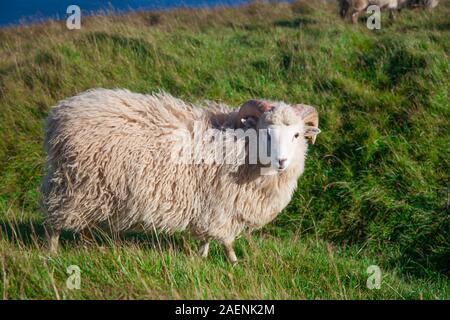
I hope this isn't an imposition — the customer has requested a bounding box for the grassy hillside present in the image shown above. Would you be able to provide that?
[0,1,449,299]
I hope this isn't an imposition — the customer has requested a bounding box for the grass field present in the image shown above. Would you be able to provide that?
[0,1,449,299]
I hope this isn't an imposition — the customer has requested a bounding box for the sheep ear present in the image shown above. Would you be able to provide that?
[304,126,321,142]
[292,104,320,144]
[241,116,258,129]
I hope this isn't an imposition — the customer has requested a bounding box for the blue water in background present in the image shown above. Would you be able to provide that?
[0,0,251,26]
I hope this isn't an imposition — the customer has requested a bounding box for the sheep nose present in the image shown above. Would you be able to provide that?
[278,158,287,168]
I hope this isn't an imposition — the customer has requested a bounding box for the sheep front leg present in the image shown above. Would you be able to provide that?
[351,11,361,24]
[389,9,396,21]
[223,240,238,265]
[199,241,210,258]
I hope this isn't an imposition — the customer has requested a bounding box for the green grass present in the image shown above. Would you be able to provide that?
[0,1,449,299]
[1,215,448,299]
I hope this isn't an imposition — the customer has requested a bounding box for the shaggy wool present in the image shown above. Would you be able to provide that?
[41,89,312,245]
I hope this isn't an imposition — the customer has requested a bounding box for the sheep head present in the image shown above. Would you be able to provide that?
[236,99,320,173]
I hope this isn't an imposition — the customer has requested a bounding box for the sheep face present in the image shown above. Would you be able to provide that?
[240,102,320,175]
[261,123,304,173]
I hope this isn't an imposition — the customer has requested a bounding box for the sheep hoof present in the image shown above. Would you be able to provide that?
[223,242,238,265]
[49,244,58,255]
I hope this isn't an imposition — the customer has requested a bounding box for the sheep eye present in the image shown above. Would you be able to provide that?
[294,133,300,139]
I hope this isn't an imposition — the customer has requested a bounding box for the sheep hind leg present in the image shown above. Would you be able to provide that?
[339,0,350,18]
[198,241,210,258]
[223,240,238,265]
[46,227,60,254]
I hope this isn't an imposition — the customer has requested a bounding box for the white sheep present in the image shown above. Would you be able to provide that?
[41,89,320,263]
[339,0,440,23]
